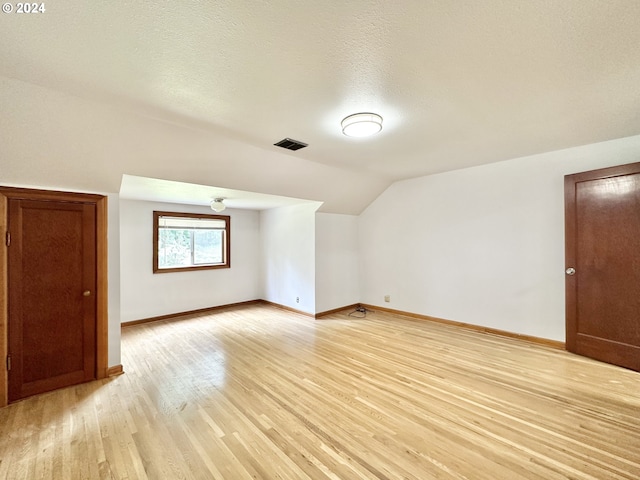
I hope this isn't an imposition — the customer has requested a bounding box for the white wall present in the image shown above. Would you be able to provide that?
[315,213,360,313]
[107,194,121,367]
[260,203,320,314]
[119,199,261,322]
[359,135,640,341]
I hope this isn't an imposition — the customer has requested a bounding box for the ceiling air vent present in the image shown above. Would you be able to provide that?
[274,138,308,151]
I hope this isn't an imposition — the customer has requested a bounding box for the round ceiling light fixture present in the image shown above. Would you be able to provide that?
[210,198,226,212]
[341,112,383,137]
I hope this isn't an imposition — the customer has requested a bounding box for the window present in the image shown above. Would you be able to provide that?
[153,211,230,273]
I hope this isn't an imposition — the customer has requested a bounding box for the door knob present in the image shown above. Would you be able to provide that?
[565,267,576,276]
[83,290,91,296]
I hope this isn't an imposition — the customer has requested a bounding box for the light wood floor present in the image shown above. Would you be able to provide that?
[1,305,639,479]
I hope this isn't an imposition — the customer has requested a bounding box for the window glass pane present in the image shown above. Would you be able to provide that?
[158,228,192,268]
[193,229,223,264]
[154,211,230,273]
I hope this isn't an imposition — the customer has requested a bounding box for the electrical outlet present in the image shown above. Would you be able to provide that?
[296,297,299,303]
[384,295,390,303]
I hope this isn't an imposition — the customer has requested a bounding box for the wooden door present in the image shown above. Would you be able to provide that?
[8,198,97,401]
[565,162,640,371]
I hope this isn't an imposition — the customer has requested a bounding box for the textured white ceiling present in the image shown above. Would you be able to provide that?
[119,175,322,211]
[1,1,640,212]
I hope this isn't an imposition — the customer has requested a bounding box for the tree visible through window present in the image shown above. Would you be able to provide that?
[153,211,230,273]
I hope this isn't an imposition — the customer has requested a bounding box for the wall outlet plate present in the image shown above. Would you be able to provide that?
[384,295,390,302]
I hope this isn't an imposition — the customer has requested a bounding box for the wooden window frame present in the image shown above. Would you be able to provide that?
[153,211,231,274]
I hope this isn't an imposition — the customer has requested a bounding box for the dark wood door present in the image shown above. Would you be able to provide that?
[8,198,97,401]
[565,162,640,371]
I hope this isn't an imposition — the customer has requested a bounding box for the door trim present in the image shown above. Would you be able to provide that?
[0,186,108,407]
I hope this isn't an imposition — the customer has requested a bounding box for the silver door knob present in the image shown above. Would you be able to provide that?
[565,267,576,276]
[83,290,91,297]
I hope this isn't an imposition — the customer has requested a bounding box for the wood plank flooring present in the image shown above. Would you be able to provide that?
[1,304,639,479]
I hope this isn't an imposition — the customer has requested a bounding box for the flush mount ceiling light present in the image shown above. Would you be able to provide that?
[341,112,383,137]
[210,198,226,212]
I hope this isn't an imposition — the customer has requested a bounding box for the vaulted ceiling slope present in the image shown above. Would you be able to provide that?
[1,1,640,214]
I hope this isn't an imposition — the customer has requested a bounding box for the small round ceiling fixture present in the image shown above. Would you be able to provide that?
[210,198,226,212]
[341,112,383,137]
